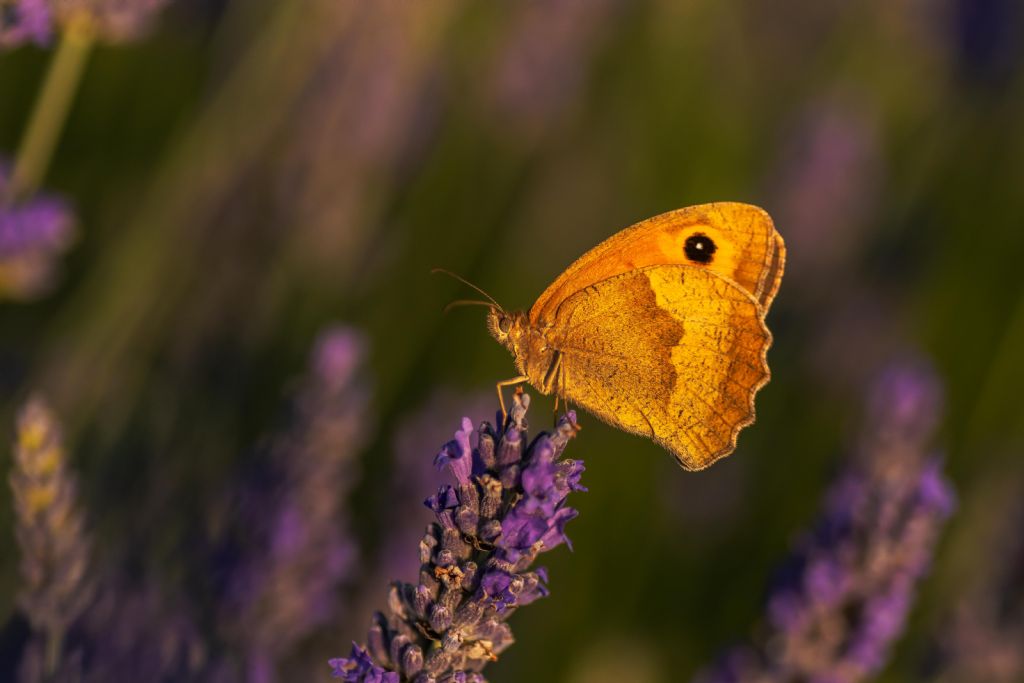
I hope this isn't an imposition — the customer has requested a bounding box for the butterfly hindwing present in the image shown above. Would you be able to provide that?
[547,265,771,470]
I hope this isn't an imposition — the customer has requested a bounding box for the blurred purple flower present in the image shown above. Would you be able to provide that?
[333,390,584,681]
[70,575,208,682]
[275,3,459,282]
[221,326,371,682]
[0,0,53,47]
[488,0,622,139]
[766,96,882,294]
[765,96,906,399]
[9,397,94,680]
[695,362,955,683]
[0,161,75,300]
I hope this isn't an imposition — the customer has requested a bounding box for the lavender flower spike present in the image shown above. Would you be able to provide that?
[223,326,370,682]
[332,390,585,682]
[696,362,956,683]
[9,397,94,676]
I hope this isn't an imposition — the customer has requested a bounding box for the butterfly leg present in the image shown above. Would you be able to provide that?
[543,351,564,427]
[496,375,529,423]
[554,363,581,433]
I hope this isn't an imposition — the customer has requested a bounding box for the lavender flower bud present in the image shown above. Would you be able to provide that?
[476,428,496,470]
[434,418,474,486]
[401,645,424,677]
[495,421,523,467]
[333,391,584,680]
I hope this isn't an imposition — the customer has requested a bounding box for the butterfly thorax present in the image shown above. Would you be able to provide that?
[487,308,558,394]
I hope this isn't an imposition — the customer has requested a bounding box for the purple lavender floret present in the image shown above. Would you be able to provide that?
[331,644,400,683]
[0,0,53,48]
[332,390,584,682]
[695,363,956,683]
[0,161,76,299]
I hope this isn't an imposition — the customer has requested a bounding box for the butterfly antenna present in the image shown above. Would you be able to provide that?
[431,268,505,314]
[443,299,497,315]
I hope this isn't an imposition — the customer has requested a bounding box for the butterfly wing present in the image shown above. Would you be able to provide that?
[548,264,771,470]
[530,202,785,326]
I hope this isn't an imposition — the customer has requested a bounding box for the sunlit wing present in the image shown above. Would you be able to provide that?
[548,264,772,470]
[530,202,785,326]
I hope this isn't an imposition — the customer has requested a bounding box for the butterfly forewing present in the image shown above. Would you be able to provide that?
[530,202,785,327]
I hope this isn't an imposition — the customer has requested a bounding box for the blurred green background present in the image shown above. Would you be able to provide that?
[2,1,1023,681]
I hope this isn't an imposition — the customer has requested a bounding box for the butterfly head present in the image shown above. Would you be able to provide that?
[488,307,557,390]
[486,308,528,350]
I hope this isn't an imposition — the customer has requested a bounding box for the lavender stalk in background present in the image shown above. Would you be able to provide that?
[9,398,94,681]
[71,575,208,682]
[0,0,52,47]
[929,483,1024,682]
[0,161,75,300]
[489,0,622,140]
[9,398,209,682]
[767,96,881,292]
[695,363,956,683]
[221,327,370,683]
[332,390,585,682]
[275,1,461,288]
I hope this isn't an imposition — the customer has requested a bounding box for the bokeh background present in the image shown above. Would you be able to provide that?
[1,1,1023,681]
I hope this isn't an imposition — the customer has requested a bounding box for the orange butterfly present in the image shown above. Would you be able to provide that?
[445,202,784,470]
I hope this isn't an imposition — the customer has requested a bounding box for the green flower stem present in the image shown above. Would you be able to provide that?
[9,18,96,201]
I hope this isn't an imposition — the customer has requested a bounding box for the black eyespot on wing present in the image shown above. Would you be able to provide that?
[684,233,717,264]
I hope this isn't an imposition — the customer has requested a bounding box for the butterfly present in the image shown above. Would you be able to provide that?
[441,202,785,470]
